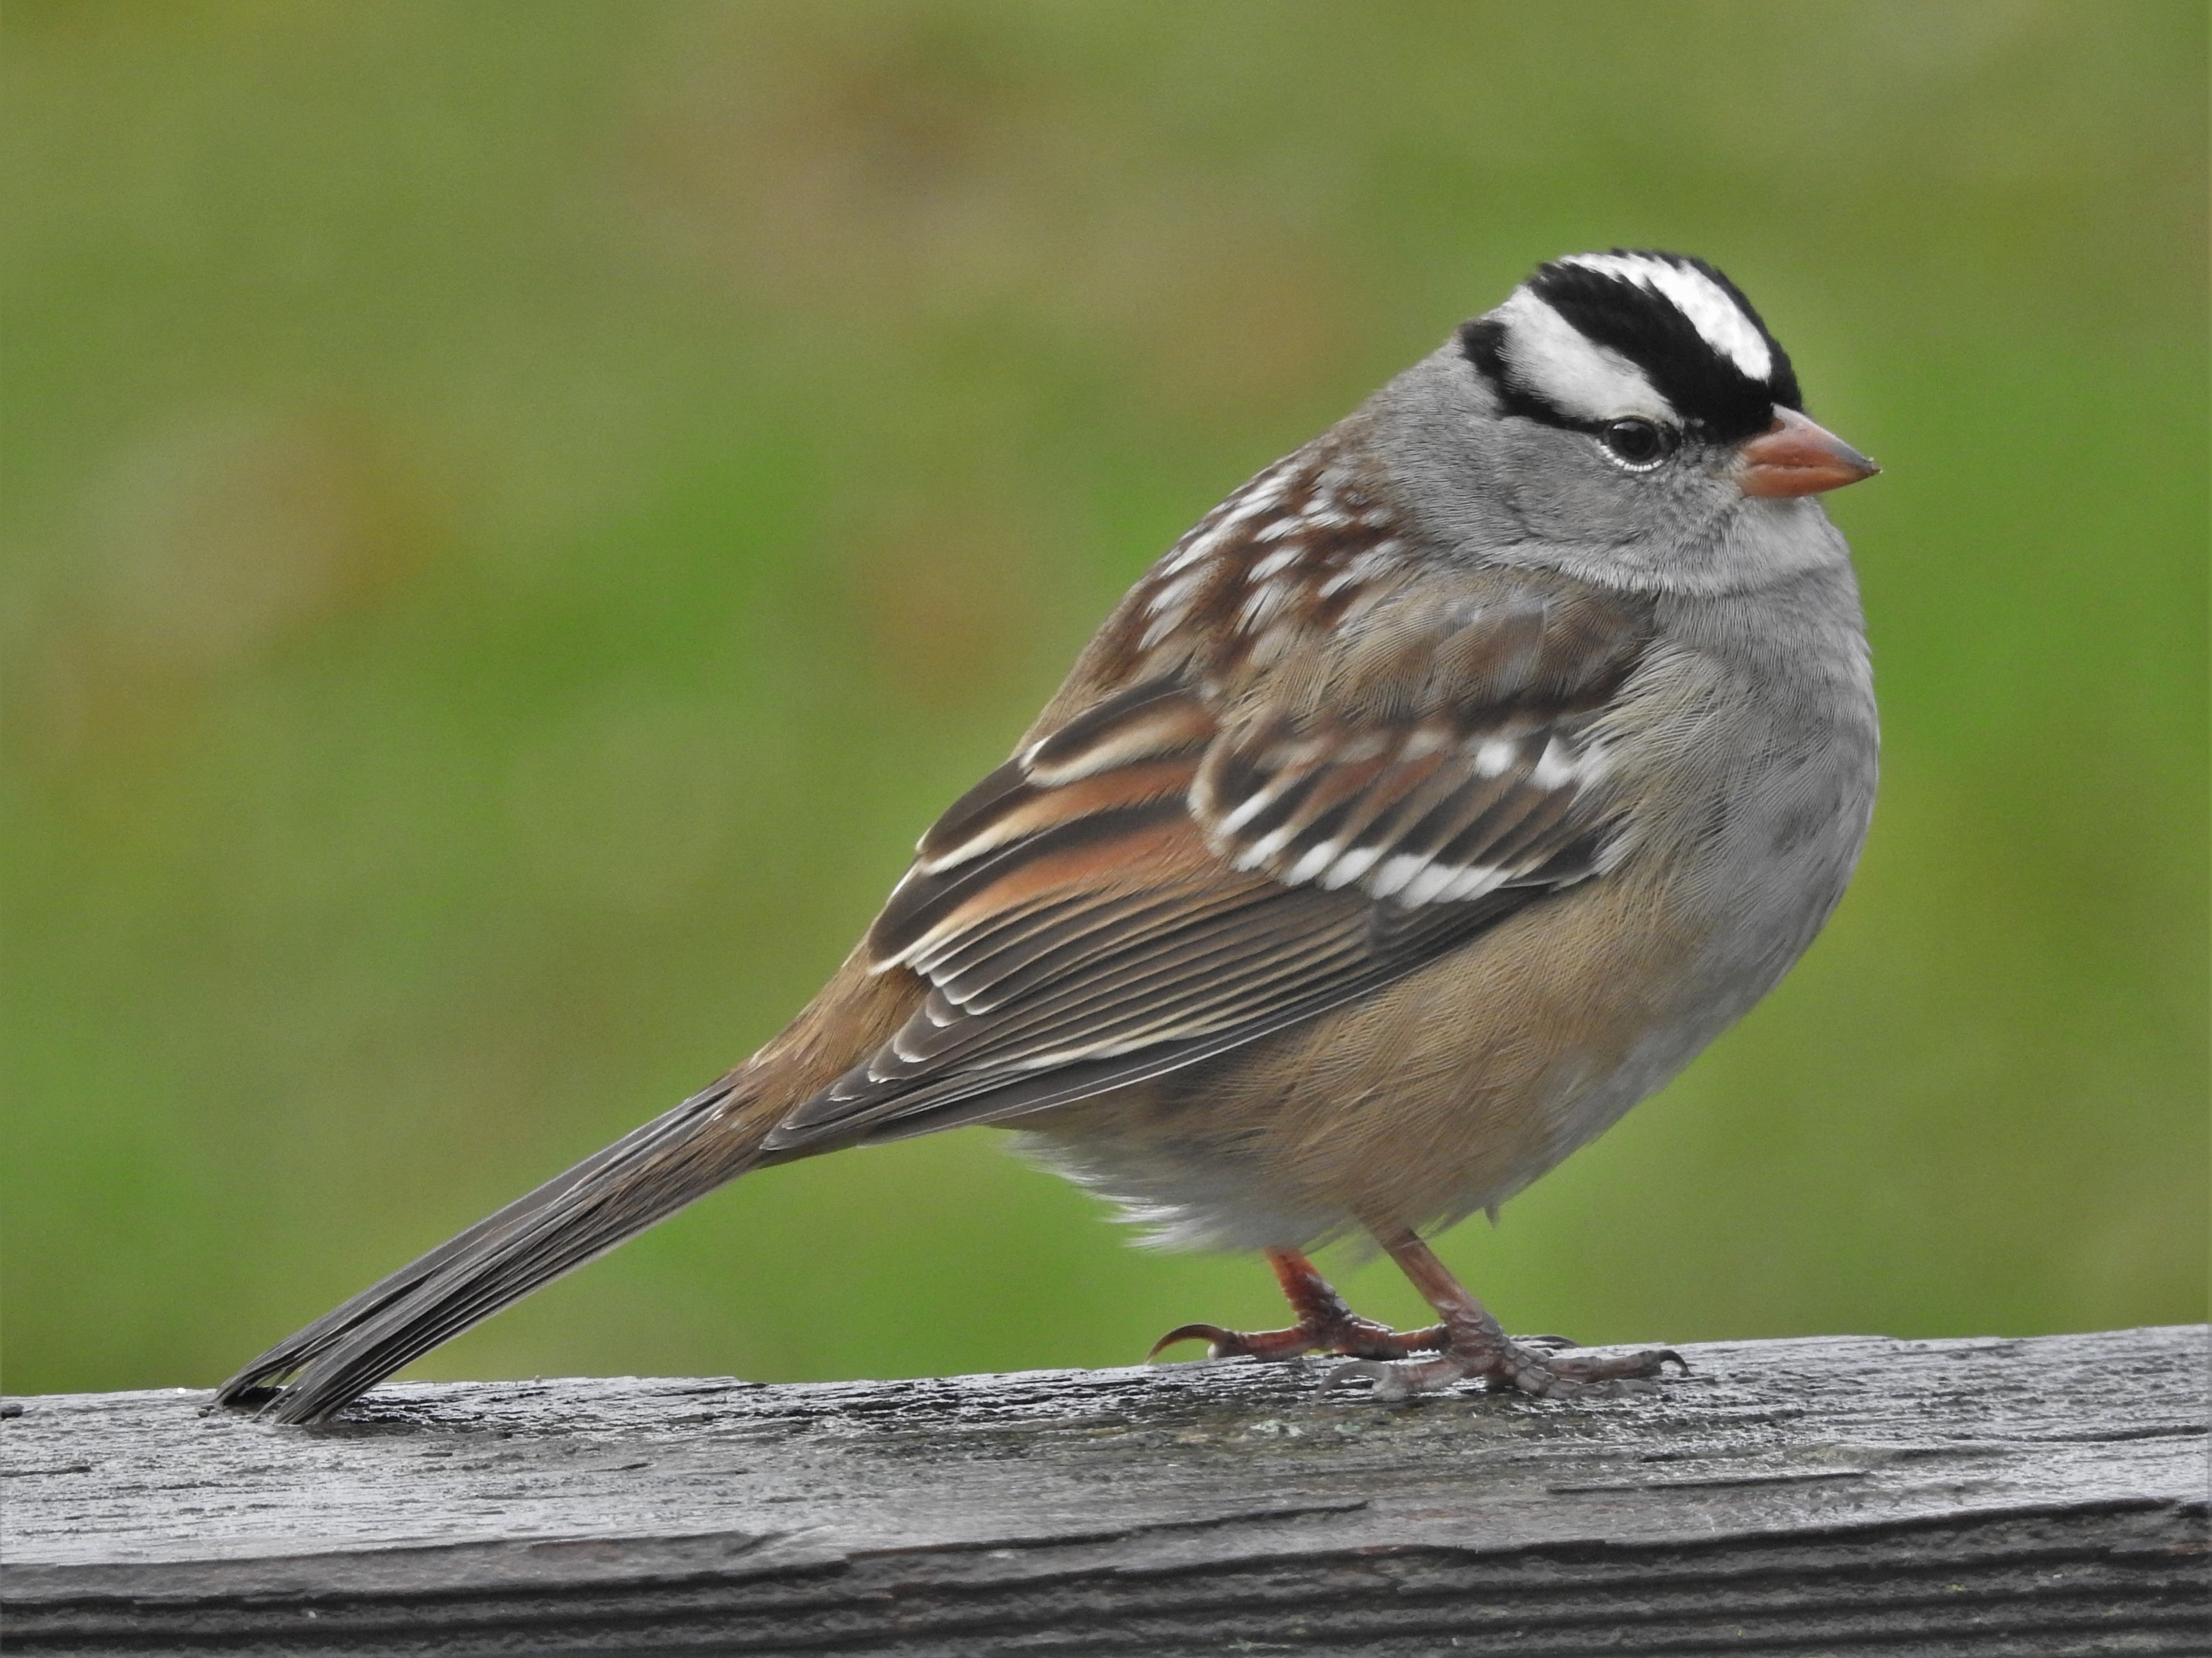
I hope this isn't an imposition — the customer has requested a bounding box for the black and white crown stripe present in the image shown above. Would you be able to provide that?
[1562,252,1775,382]
[1462,249,1800,442]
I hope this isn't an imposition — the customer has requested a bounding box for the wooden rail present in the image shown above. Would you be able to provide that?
[3,1326,2205,1655]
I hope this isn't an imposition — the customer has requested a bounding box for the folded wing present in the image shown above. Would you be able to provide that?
[763,583,1652,1155]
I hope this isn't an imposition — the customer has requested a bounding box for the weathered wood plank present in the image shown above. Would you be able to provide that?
[4,1327,2206,1655]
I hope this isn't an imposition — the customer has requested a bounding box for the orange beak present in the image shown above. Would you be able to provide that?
[1737,406,1880,497]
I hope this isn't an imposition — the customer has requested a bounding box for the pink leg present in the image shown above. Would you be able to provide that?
[1330,1230,1685,1399]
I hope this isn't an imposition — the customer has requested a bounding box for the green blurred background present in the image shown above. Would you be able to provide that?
[4,2,2205,1397]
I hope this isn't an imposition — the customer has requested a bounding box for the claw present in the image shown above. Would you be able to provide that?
[1148,1321,1328,1362]
[1147,1323,1234,1361]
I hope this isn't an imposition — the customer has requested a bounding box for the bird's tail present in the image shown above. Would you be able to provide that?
[215,1071,770,1425]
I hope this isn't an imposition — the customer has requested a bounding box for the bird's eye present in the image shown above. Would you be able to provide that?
[1599,418,1679,470]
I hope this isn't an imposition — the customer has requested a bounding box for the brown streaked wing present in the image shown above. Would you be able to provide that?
[1193,587,1652,908]
[761,581,1654,1158]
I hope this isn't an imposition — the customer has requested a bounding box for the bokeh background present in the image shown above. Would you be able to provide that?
[5,2,2204,1397]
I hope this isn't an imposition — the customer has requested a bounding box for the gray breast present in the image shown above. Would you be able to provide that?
[1650,565,1878,1007]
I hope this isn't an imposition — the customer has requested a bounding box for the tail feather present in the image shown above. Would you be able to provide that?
[216,1074,764,1425]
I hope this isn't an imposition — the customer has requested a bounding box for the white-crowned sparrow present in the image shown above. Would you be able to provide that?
[221,250,1878,1422]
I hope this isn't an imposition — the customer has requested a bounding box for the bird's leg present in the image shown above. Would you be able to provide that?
[1149,1247,1449,1362]
[1330,1230,1686,1400]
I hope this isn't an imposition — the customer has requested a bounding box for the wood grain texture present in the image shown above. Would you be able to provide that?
[5,1327,2206,1655]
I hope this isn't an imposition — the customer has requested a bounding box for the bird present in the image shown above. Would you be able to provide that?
[219,249,1879,1423]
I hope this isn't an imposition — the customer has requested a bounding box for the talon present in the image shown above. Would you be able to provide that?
[1147,1320,1321,1362]
[1148,1323,1233,1361]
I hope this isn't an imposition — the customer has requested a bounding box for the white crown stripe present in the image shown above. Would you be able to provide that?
[1493,290,1675,425]
[1560,253,1773,382]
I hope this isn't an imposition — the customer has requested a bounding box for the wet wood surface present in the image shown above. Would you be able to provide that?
[4,1326,2206,1655]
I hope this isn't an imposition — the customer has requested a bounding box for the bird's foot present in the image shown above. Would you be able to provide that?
[1318,1229,1688,1400]
[1148,1248,1447,1363]
[1149,1311,1447,1362]
[1151,1238,1685,1399]
[1331,1327,1685,1400]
